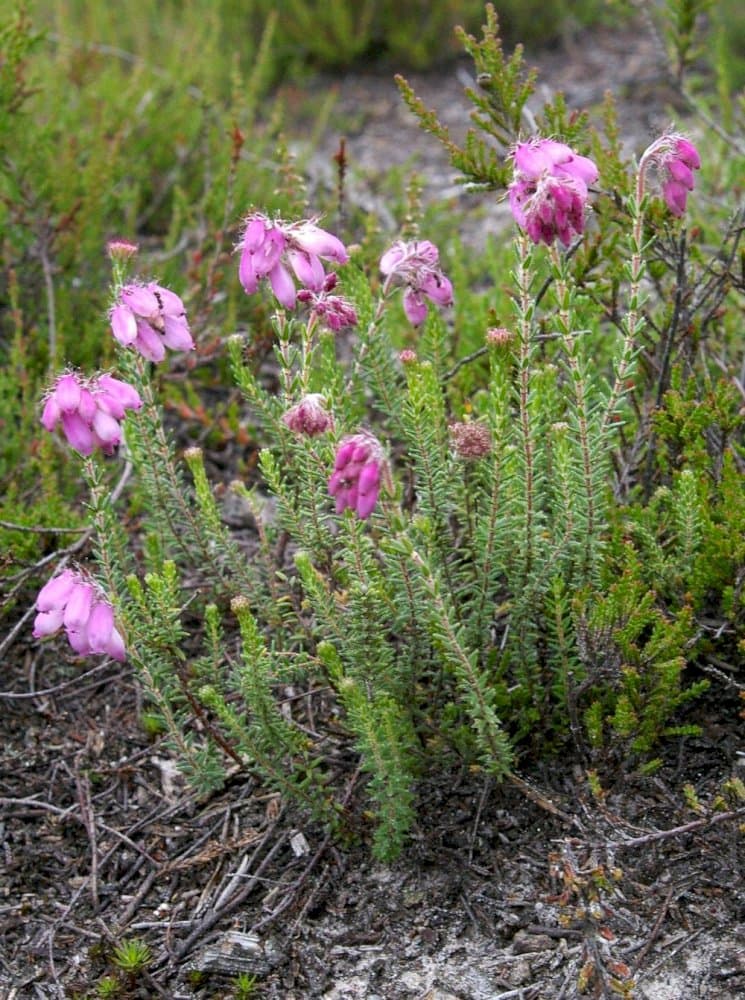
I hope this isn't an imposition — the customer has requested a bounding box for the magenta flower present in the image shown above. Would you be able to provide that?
[283,394,334,437]
[237,213,349,309]
[296,272,358,331]
[110,282,194,363]
[640,134,701,217]
[380,239,453,326]
[33,569,126,661]
[328,431,387,520]
[41,371,142,456]
[508,138,599,247]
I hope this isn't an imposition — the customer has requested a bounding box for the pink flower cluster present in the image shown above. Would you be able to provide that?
[508,139,599,247]
[110,282,194,363]
[380,240,453,326]
[283,394,334,437]
[41,372,142,456]
[296,272,358,332]
[641,134,701,217]
[328,432,387,520]
[33,569,126,661]
[237,213,349,309]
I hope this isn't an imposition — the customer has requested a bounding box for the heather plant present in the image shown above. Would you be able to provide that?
[26,4,745,861]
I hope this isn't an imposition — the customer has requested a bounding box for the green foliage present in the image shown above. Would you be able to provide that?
[111,937,151,975]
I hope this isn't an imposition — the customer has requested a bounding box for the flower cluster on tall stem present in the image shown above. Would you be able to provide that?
[34,569,126,661]
[508,138,599,247]
[237,213,349,309]
[380,240,453,326]
[110,282,194,363]
[41,372,142,456]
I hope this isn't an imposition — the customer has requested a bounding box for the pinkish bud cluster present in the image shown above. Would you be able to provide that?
[106,239,139,263]
[508,139,599,247]
[296,272,358,331]
[328,431,387,520]
[33,569,126,661]
[380,240,454,326]
[449,421,492,460]
[282,394,334,437]
[41,372,142,456]
[237,213,349,310]
[640,134,701,217]
[110,282,194,363]
[486,327,512,347]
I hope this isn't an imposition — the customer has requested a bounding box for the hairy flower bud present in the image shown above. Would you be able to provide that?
[449,421,492,459]
[282,394,334,436]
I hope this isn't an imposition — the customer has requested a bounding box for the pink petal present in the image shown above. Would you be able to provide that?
[33,608,65,638]
[152,284,185,316]
[134,322,167,363]
[356,486,379,519]
[66,627,92,656]
[675,138,700,170]
[78,388,97,424]
[110,304,138,345]
[95,375,142,417]
[86,601,114,651]
[163,315,195,351]
[41,394,61,431]
[380,244,406,276]
[55,374,82,412]
[36,569,76,612]
[61,411,95,455]
[121,284,160,318]
[92,408,122,446]
[105,626,127,662]
[403,289,428,326]
[63,583,94,630]
[358,461,381,495]
[268,261,297,309]
[294,224,349,263]
[288,250,325,291]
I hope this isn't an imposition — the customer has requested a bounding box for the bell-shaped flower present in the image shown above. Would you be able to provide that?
[237,212,349,310]
[328,431,388,520]
[640,133,701,217]
[508,138,599,247]
[380,239,453,326]
[110,281,194,362]
[33,569,126,662]
[41,371,141,456]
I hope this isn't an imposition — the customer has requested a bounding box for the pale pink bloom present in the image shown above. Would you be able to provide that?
[282,394,334,437]
[110,281,194,362]
[640,133,701,217]
[328,431,388,520]
[41,371,142,456]
[33,570,126,661]
[237,213,349,309]
[380,239,453,326]
[296,272,358,331]
[508,138,599,246]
